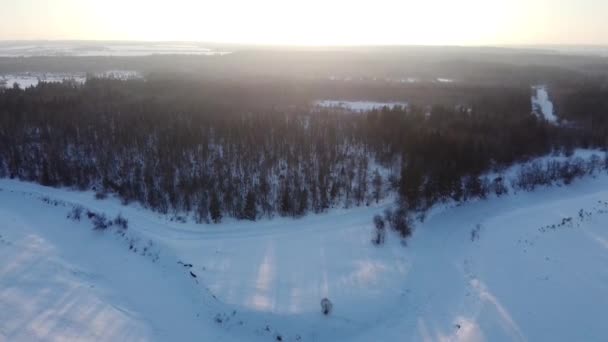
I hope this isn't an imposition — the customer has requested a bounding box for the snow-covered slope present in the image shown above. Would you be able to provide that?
[0,184,233,341]
[2,168,608,341]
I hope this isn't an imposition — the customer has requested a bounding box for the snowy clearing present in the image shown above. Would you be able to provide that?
[2,160,608,341]
[532,85,558,123]
[0,71,142,89]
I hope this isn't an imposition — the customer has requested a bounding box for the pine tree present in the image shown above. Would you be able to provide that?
[280,183,292,216]
[243,191,257,221]
[209,191,222,223]
[399,160,423,210]
[195,193,209,223]
[40,159,52,186]
[297,188,308,216]
[372,169,382,203]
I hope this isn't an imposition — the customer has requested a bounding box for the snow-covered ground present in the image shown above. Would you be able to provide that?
[0,42,231,57]
[2,155,608,341]
[532,85,558,123]
[0,71,142,89]
[315,100,408,112]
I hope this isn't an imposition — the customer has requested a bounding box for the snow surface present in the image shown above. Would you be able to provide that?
[2,153,608,341]
[531,85,558,123]
[0,71,142,89]
[315,100,409,112]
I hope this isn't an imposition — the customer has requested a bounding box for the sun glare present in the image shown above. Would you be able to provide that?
[56,0,520,45]
[1,0,607,45]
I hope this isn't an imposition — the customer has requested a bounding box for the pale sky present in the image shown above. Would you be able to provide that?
[1,0,607,45]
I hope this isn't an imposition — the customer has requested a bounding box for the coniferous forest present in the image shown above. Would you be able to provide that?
[1,50,608,227]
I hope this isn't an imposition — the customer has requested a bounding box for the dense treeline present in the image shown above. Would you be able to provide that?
[363,87,556,210]
[2,46,606,84]
[0,78,603,224]
[555,82,608,147]
[0,79,388,222]
[515,155,608,191]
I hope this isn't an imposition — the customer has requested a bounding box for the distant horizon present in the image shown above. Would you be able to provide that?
[2,1,607,46]
[1,39,608,49]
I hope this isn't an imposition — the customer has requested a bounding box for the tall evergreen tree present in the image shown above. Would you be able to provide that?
[243,191,257,221]
[209,191,222,223]
[399,160,423,210]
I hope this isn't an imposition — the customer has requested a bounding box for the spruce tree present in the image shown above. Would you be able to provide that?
[209,191,222,223]
[243,191,257,221]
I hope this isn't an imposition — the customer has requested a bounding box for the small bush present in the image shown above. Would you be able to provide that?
[321,298,333,315]
[373,214,385,230]
[383,208,394,224]
[92,213,112,230]
[86,210,96,219]
[372,228,386,246]
[113,214,128,230]
[372,214,386,245]
[67,206,84,221]
[471,224,482,242]
[95,192,108,200]
[390,208,413,238]
[171,215,187,223]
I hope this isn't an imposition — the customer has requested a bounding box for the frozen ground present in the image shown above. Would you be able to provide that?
[532,85,558,123]
[2,155,608,341]
[315,100,409,112]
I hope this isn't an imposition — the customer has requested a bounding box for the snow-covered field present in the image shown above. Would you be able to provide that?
[0,73,86,89]
[0,42,231,57]
[315,100,409,112]
[2,159,608,341]
[0,71,142,89]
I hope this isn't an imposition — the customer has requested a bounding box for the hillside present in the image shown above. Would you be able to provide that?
[2,156,608,341]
